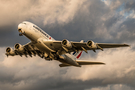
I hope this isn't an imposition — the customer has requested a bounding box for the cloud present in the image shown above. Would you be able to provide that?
[87,84,134,90]
[0,0,85,27]
[0,0,135,90]
[0,46,135,90]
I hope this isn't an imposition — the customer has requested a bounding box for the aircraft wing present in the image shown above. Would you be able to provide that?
[70,42,129,50]
[59,60,105,67]
[97,43,130,48]
[6,42,42,57]
[50,40,129,55]
[6,39,129,58]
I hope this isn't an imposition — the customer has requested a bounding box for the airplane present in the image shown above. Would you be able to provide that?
[5,21,130,67]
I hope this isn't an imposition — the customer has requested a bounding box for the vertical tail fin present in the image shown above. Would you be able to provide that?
[72,50,83,59]
[71,40,83,59]
[76,51,83,59]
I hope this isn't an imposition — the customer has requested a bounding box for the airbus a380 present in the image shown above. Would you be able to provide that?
[5,21,129,67]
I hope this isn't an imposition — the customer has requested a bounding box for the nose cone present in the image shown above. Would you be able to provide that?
[18,23,23,29]
[18,23,25,33]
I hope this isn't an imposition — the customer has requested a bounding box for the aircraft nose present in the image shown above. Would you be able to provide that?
[18,23,25,33]
[18,23,22,30]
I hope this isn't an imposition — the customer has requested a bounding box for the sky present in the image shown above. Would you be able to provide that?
[0,0,135,90]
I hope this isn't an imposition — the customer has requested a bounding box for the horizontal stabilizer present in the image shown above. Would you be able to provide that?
[59,60,105,67]
[59,64,71,67]
[76,60,105,65]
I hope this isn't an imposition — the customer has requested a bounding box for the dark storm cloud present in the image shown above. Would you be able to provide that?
[125,1,135,10]
[40,0,110,42]
[115,18,135,43]
[39,0,135,45]
[0,25,29,47]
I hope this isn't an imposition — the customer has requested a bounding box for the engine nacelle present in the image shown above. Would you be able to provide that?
[61,39,72,48]
[14,43,25,52]
[87,40,97,49]
[6,47,15,55]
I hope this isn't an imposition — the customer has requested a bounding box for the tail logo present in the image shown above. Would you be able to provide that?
[76,51,82,59]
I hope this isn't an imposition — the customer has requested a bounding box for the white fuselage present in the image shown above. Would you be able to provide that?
[18,21,55,41]
[18,21,56,54]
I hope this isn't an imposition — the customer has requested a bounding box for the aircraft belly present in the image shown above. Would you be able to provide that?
[61,54,80,66]
[25,30,52,53]
[35,43,50,53]
[24,31,40,42]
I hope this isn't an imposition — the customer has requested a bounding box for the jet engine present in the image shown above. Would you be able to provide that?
[14,43,25,52]
[61,39,72,48]
[6,47,15,55]
[87,40,97,49]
